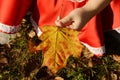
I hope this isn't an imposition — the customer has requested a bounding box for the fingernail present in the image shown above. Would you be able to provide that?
[57,16,61,20]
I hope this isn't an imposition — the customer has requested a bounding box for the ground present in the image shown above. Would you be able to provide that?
[0,16,120,80]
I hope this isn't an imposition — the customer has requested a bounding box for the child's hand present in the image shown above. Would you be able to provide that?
[55,8,87,31]
[55,0,112,31]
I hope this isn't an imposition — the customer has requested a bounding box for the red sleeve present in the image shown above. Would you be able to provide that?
[33,0,88,27]
[0,0,33,26]
[0,0,33,33]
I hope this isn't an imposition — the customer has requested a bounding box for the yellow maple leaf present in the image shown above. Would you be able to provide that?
[35,26,83,73]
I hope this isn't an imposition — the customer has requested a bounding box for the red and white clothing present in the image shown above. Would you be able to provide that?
[31,0,120,55]
[0,0,120,55]
[0,0,33,33]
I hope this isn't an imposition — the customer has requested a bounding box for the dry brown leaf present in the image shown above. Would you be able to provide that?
[0,57,8,64]
[54,77,64,80]
[112,55,120,62]
[35,26,83,73]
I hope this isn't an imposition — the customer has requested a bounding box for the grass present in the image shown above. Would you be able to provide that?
[0,16,120,80]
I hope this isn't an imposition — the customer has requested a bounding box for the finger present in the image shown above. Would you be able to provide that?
[57,16,61,20]
[55,16,64,27]
[60,15,72,26]
[68,24,77,30]
[55,14,73,27]
[55,20,64,27]
[68,21,82,31]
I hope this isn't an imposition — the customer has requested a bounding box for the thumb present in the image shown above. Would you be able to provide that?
[55,16,63,27]
[55,15,72,27]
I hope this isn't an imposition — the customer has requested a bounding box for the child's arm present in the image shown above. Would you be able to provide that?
[55,0,112,30]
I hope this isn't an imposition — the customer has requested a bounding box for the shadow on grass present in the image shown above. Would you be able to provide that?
[104,30,120,55]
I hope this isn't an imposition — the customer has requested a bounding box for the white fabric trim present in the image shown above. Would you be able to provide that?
[30,16,42,37]
[81,42,105,55]
[70,0,85,2]
[0,23,19,33]
[114,26,120,34]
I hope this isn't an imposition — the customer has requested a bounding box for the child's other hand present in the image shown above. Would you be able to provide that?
[55,8,86,31]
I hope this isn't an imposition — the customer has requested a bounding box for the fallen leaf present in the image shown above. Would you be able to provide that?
[28,30,36,38]
[0,57,8,64]
[35,26,83,73]
[112,55,120,62]
[55,77,64,80]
